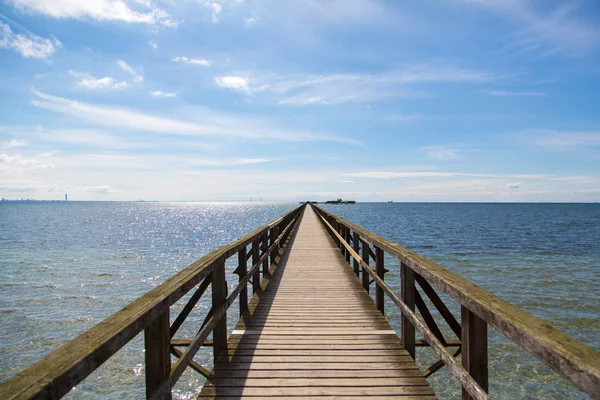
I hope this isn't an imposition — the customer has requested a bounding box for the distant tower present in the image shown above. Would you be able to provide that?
[65,194,68,202]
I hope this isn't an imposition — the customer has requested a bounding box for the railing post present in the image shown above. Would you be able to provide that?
[144,309,171,400]
[401,261,416,359]
[461,306,488,400]
[361,240,370,293]
[252,238,260,294]
[261,230,268,277]
[269,226,277,265]
[352,231,360,277]
[375,246,385,314]
[238,248,248,316]
[344,226,351,264]
[212,261,227,364]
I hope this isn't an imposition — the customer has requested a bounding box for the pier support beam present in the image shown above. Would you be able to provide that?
[401,262,416,359]
[461,306,488,400]
[212,261,228,363]
[144,309,171,400]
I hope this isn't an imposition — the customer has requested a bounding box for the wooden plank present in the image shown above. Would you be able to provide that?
[376,245,385,314]
[462,306,488,400]
[313,205,600,399]
[401,261,416,359]
[144,310,171,400]
[237,248,248,317]
[212,262,228,363]
[199,206,435,399]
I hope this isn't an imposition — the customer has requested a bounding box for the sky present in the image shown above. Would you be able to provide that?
[1,0,599,202]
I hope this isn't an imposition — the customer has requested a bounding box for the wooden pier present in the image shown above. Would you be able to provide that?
[199,205,434,398]
[1,203,599,400]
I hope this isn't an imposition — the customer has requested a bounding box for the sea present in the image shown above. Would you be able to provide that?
[0,201,598,399]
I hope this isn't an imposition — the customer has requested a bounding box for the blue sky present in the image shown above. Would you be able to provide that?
[1,0,599,201]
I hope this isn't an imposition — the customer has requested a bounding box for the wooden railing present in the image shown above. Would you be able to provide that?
[312,204,600,400]
[0,204,306,400]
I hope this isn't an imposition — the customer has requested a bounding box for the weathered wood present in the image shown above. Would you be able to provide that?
[376,246,385,314]
[462,306,488,400]
[0,205,304,400]
[313,205,600,399]
[345,226,351,264]
[144,310,171,400]
[401,261,416,359]
[415,290,447,346]
[315,211,489,400]
[261,230,269,277]
[361,239,370,293]
[212,261,228,363]
[353,231,360,276]
[237,248,248,317]
[251,238,260,294]
[170,346,210,378]
[199,206,433,399]
[269,225,277,265]
[169,275,211,338]
[416,274,461,338]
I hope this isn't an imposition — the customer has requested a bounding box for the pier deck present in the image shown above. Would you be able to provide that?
[199,206,435,399]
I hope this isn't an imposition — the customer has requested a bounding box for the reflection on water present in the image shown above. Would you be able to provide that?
[1,202,598,399]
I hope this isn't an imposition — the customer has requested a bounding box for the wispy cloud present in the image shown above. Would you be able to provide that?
[507,182,521,189]
[29,90,359,144]
[148,41,158,50]
[452,0,599,56]
[528,130,600,148]
[489,90,545,97]
[197,0,223,23]
[150,90,178,98]
[2,139,27,149]
[215,76,250,93]
[172,56,212,66]
[245,16,260,27]
[117,60,143,83]
[0,21,59,59]
[214,64,498,105]
[8,0,179,27]
[343,171,557,180]
[419,145,474,160]
[69,70,127,90]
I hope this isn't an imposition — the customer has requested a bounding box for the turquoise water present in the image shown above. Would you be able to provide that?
[1,202,598,399]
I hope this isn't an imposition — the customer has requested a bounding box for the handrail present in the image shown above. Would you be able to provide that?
[312,204,600,400]
[0,204,306,400]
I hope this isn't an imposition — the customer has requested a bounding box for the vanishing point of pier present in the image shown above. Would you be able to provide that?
[1,204,599,399]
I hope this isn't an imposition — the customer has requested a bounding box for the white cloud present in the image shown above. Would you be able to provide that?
[421,146,461,160]
[69,70,127,90]
[2,139,27,149]
[220,64,497,105]
[0,21,58,59]
[172,56,211,66]
[528,130,600,148]
[245,16,260,27]
[0,153,55,173]
[489,90,545,97]
[117,60,143,82]
[215,76,250,93]
[148,41,157,49]
[150,90,178,97]
[29,90,359,144]
[198,1,223,23]
[507,182,521,188]
[9,0,178,27]
[419,145,477,160]
[85,185,117,194]
[343,171,553,180]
